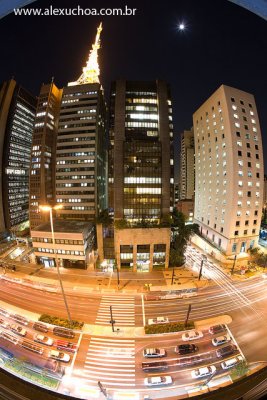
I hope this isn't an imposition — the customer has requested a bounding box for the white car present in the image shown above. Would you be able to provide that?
[212,334,230,347]
[147,317,169,325]
[34,334,54,346]
[49,350,70,363]
[10,324,27,337]
[191,365,216,379]
[221,355,243,370]
[143,348,166,358]
[144,376,172,387]
[182,330,203,341]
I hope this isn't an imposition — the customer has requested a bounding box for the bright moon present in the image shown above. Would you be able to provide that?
[178,23,185,30]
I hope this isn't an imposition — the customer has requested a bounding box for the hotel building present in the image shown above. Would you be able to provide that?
[193,84,264,255]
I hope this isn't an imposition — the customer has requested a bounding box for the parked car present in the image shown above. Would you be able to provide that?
[177,355,202,367]
[0,308,9,318]
[175,344,198,355]
[143,348,166,358]
[212,334,231,347]
[33,322,48,333]
[22,340,43,354]
[216,344,237,358]
[0,331,19,345]
[56,340,77,353]
[142,361,168,372]
[147,317,169,325]
[209,324,226,335]
[9,314,29,326]
[0,318,9,328]
[34,334,54,346]
[221,355,243,370]
[53,327,75,339]
[144,376,172,387]
[182,330,203,341]
[191,365,216,379]
[49,350,70,363]
[10,324,27,337]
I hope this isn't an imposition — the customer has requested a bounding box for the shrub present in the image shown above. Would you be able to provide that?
[145,321,194,334]
[39,314,84,330]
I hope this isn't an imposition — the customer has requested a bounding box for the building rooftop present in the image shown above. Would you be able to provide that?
[32,219,93,234]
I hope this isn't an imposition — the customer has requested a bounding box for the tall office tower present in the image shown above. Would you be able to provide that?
[55,23,107,221]
[180,128,195,200]
[109,80,173,271]
[110,80,174,223]
[29,82,62,229]
[0,79,36,234]
[193,84,264,255]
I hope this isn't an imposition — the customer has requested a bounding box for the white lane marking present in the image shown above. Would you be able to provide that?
[141,294,146,327]
[90,342,134,347]
[81,372,135,381]
[79,378,135,387]
[85,356,134,364]
[90,338,134,343]
[83,369,135,377]
[84,364,135,372]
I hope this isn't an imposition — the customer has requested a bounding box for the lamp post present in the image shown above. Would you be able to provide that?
[109,305,116,332]
[171,267,175,285]
[198,255,207,281]
[39,205,72,323]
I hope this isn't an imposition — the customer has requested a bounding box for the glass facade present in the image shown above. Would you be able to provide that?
[0,80,36,232]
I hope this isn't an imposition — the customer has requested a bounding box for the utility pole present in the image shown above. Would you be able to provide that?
[109,305,116,332]
[231,254,237,274]
[198,255,207,281]
[171,268,175,285]
[184,304,192,328]
[116,266,120,289]
[98,381,108,398]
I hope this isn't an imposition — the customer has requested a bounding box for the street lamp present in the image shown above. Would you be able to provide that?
[39,204,72,323]
[198,255,207,281]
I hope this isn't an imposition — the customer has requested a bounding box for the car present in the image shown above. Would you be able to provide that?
[209,324,227,335]
[22,340,43,354]
[34,334,54,346]
[49,350,70,363]
[9,314,29,326]
[0,308,9,318]
[33,322,48,333]
[191,365,216,379]
[175,344,198,355]
[10,324,27,337]
[56,340,77,353]
[0,331,19,345]
[147,317,169,325]
[182,330,203,341]
[53,327,75,339]
[0,318,9,329]
[212,334,230,347]
[177,355,202,367]
[142,361,168,372]
[143,348,166,358]
[216,344,237,358]
[221,355,243,370]
[144,376,172,387]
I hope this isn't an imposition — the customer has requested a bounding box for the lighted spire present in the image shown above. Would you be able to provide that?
[68,23,102,86]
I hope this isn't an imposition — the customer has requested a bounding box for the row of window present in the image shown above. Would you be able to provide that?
[36,248,84,256]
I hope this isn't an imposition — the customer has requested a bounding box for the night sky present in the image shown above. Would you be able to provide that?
[1,0,267,176]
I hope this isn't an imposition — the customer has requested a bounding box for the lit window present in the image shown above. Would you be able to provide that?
[235,122,240,128]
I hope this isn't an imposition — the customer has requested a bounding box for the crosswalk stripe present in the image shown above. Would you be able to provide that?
[83,369,135,377]
[81,372,135,381]
[85,357,134,364]
[79,378,135,387]
[84,363,135,370]
[90,338,135,343]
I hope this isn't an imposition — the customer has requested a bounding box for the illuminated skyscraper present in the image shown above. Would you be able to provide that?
[108,80,173,271]
[0,79,36,234]
[55,23,107,221]
[29,82,62,229]
[109,80,174,223]
[180,128,195,200]
[193,84,264,255]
